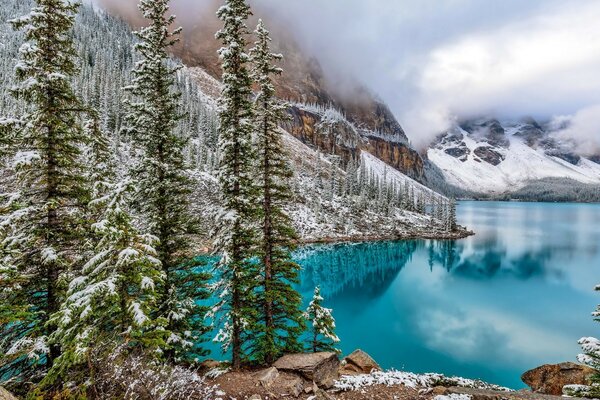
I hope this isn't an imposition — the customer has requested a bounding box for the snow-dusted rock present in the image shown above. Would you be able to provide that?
[340,349,381,375]
[273,352,340,389]
[521,362,596,395]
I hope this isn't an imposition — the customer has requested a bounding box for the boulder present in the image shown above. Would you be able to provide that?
[521,362,596,395]
[255,366,279,388]
[199,359,222,370]
[0,387,17,400]
[340,349,381,375]
[279,374,304,397]
[273,352,340,389]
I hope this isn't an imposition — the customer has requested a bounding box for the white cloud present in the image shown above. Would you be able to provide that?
[252,0,600,149]
[551,105,600,156]
[95,0,600,149]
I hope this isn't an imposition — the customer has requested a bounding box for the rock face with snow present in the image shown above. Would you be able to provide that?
[428,117,600,194]
[273,352,340,389]
[521,362,596,395]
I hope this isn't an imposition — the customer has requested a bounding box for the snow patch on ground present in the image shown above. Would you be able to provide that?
[434,394,472,400]
[335,370,512,392]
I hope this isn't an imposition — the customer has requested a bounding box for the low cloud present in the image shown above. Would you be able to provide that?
[551,105,600,156]
[93,0,600,149]
[253,0,600,149]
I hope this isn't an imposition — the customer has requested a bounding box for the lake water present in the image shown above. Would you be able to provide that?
[295,201,600,389]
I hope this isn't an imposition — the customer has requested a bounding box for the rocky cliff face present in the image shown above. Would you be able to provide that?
[285,105,423,179]
[98,0,423,179]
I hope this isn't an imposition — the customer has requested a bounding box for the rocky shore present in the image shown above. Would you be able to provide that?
[198,350,598,400]
[299,228,475,246]
[3,350,593,399]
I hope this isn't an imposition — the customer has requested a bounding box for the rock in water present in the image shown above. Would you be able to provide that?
[0,387,17,400]
[273,352,340,389]
[340,349,381,375]
[521,362,596,395]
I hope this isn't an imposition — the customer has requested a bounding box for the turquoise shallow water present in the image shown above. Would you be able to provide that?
[205,201,600,389]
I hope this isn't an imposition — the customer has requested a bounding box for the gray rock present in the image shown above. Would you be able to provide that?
[255,366,279,388]
[280,375,304,397]
[273,352,340,389]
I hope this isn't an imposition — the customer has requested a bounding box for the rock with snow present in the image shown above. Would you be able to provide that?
[340,349,381,375]
[521,362,596,395]
[273,352,340,389]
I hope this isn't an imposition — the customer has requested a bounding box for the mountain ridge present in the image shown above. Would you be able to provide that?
[427,117,600,197]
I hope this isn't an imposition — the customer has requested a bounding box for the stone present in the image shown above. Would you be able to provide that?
[199,359,222,370]
[342,349,381,374]
[280,375,304,397]
[0,387,17,400]
[248,395,262,400]
[274,352,340,389]
[521,362,597,395]
[473,146,505,166]
[255,367,279,388]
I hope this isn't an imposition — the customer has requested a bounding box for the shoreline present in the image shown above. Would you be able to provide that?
[299,227,475,246]
[195,228,475,255]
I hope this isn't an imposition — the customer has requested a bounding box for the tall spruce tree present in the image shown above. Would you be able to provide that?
[214,0,259,369]
[576,284,600,398]
[45,179,167,392]
[124,0,210,363]
[305,287,340,354]
[0,0,89,381]
[249,20,305,365]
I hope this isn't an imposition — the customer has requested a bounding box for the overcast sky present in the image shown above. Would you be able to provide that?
[95,0,600,149]
[248,0,600,148]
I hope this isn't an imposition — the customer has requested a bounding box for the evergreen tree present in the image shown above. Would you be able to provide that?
[0,0,89,381]
[305,287,340,354]
[576,284,600,397]
[447,198,457,232]
[45,179,167,392]
[214,0,259,369]
[123,0,210,363]
[249,20,305,365]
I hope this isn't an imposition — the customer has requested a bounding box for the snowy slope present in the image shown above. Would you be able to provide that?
[361,151,444,202]
[428,123,600,194]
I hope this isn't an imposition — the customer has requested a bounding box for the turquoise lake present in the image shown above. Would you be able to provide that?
[205,201,600,389]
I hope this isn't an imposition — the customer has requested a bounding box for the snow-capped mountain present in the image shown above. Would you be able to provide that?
[427,118,600,195]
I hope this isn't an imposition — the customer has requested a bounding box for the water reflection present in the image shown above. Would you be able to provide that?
[295,202,600,389]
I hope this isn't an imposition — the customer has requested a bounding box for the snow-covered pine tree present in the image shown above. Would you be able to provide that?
[447,198,457,232]
[305,287,340,354]
[214,0,259,369]
[123,0,210,363]
[249,20,305,365]
[576,284,600,397]
[45,178,167,393]
[0,0,90,381]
